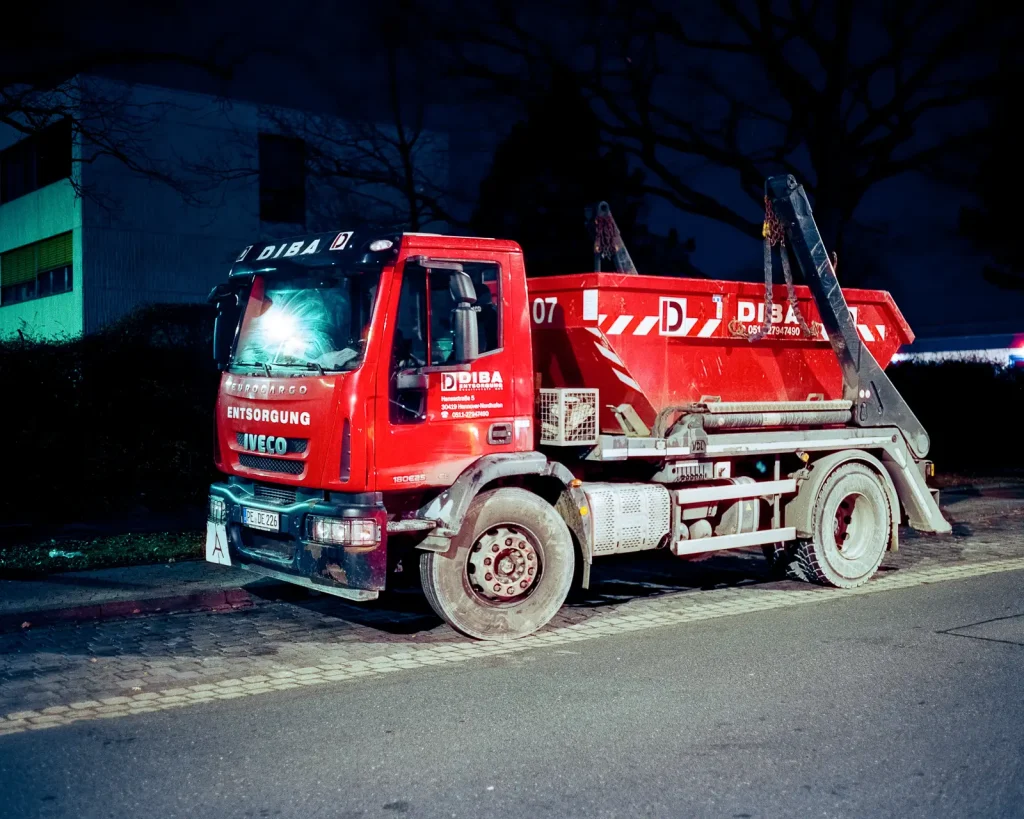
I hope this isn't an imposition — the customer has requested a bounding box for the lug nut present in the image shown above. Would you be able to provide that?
[505,538,513,546]
[507,587,515,595]
[492,544,499,553]
[485,573,493,581]
[520,580,528,588]
[527,553,534,561]
[483,557,491,566]
[528,567,534,576]
[493,584,501,592]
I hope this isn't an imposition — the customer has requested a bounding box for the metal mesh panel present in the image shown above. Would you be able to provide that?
[538,388,599,445]
[254,484,298,505]
[236,433,308,453]
[238,454,304,475]
[583,483,671,555]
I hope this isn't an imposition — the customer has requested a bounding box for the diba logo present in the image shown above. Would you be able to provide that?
[440,371,504,392]
[659,297,697,337]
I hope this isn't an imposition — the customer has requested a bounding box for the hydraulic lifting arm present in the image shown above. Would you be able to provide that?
[587,201,638,275]
[765,175,932,460]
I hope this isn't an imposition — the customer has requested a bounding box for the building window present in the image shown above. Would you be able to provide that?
[258,134,306,225]
[0,118,72,204]
[0,233,74,306]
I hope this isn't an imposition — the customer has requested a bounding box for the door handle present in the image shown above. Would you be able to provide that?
[487,422,512,445]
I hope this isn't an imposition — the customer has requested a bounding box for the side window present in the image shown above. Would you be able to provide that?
[473,263,501,355]
[426,262,501,365]
[389,266,428,424]
[391,265,427,370]
[428,271,456,365]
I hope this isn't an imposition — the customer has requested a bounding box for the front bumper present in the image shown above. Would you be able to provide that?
[208,478,387,597]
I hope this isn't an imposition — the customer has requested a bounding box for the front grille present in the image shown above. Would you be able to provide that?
[236,433,308,454]
[238,454,305,475]
[254,484,298,505]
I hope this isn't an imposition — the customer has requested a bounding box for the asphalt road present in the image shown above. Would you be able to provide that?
[2,568,1022,819]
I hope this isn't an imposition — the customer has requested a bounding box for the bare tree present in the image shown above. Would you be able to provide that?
[266,45,457,233]
[0,1,248,210]
[435,0,1012,268]
[1,76,234,208]
[958,53,1024,292]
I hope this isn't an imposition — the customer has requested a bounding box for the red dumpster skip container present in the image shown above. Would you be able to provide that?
[528,273,914,434]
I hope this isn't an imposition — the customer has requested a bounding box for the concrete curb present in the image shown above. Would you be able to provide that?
[0,587,256,634]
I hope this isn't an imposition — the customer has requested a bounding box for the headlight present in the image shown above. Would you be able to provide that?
[309,516,380,546]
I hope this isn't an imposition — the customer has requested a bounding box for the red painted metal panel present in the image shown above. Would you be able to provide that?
[528,273,914,432]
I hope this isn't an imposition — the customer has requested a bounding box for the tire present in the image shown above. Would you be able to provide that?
[792,462,892,588]
[761,542,810,581]
[420,488,575,641]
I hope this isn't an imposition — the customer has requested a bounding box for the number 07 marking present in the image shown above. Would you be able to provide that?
[532,297,557,324]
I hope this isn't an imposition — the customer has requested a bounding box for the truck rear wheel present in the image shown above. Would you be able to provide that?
[792,462,892,588]
[420,488,574,641]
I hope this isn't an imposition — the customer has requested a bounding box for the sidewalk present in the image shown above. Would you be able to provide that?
[0,560,265,633]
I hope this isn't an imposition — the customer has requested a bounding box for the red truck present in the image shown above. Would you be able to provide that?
[206,175,950,640]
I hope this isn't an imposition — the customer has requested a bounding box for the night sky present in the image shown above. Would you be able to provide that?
[4,0,1022,337]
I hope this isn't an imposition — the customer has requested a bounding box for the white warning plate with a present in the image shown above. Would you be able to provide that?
[205,521,231,566]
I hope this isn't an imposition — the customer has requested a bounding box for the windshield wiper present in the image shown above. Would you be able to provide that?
[303,361,325,375]
[230,361,272,375]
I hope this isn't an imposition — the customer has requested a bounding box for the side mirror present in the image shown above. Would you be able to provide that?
[211,290,241,370]
[450,270,480,362]
[213,312,230,370]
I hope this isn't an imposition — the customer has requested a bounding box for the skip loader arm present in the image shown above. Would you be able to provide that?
[765,174,932,460]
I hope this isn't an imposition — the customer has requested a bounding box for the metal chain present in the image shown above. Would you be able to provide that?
[594,213,619,259]
[730,196,818,340]
[763,196,785,246]
[779,245,818,338]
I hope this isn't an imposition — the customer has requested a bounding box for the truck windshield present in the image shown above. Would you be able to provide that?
[231,270,380,373]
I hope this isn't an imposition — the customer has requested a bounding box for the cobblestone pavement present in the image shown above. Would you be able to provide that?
[1,485,1021,733]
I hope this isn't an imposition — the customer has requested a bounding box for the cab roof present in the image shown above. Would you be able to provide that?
[227,231,521,279]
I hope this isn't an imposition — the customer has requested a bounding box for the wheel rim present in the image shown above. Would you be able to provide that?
[831,491,877,562]
[466,525,541,604]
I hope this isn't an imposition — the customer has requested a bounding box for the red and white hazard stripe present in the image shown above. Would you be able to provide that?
[582,290,884,344]
[596,313,722,338]
[586,327,642,392]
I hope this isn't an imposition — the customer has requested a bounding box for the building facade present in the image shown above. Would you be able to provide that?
[0,77,448,339]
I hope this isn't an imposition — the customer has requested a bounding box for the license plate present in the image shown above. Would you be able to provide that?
[243,507,280,532]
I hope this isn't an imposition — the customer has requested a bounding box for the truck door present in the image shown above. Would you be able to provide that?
[375,253,520,489]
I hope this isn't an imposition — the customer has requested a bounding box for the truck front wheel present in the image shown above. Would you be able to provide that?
[420,488,575,640]
[792,462,892,588]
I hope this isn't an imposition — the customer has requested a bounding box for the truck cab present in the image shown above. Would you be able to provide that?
[207,231,536,600]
